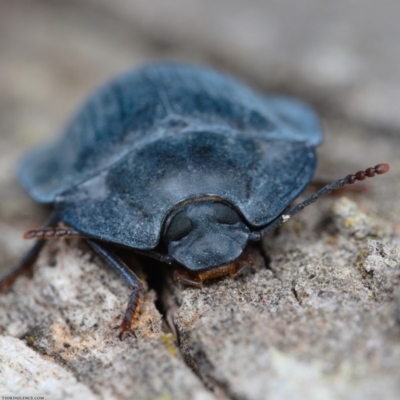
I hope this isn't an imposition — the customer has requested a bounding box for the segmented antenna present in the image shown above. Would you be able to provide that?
[24,227,84,240]
[23,227,174,264]
[249,163,390,241]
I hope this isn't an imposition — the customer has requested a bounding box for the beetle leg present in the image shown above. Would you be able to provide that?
[0,211,59,291]
[86,240,144,340]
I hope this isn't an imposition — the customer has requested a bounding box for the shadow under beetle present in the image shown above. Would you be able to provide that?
[0,62,389,339]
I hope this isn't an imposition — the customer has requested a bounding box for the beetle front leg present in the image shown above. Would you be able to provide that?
[86,239,144,340]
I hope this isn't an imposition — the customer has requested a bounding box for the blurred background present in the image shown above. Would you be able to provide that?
[1,0,399,278]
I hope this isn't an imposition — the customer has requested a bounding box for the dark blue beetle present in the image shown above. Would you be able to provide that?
[1,63,389,338]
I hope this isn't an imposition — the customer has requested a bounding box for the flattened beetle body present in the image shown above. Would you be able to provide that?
[18,62,322,270]
[8,62,388,338]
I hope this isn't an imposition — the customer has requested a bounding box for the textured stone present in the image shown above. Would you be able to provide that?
[0,241,214,400]
[171,198,400,399]
[0,336,97,399]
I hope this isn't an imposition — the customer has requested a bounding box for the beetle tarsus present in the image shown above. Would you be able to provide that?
[118,286,142,340]
[119,326,137,341]
[119,288,142,340]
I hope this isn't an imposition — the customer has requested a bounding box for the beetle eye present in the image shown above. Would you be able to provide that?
[214,203,241,225]
[165,211,192,242]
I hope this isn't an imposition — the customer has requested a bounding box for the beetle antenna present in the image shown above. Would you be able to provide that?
[250,163,390,241]
[23,228,175,264]
[24,227,85,240]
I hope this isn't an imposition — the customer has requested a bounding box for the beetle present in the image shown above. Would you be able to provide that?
[0,62,389,338]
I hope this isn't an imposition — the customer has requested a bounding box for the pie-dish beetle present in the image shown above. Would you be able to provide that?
[1,62,389,338]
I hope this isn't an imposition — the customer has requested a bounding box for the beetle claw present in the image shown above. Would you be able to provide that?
[118,323,137,341]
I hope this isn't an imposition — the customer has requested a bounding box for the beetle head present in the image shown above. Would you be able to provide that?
[163,200,250,271]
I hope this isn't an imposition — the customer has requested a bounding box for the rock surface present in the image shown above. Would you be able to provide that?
[0,241,214,400]
[170,197,400,400]
[1,1,400,399]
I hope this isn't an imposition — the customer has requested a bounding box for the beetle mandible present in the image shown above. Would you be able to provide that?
[1,62,389,338]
